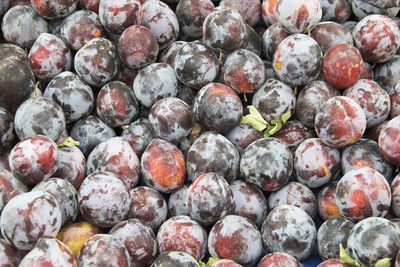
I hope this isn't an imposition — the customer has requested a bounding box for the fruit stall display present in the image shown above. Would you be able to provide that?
[2,0,400,266]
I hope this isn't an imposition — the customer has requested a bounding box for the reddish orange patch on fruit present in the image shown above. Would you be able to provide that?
[347,189,372,218]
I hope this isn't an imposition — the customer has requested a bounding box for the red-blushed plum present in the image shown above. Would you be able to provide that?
[317,218,355,260]
[186,132,239,184]
[310,22,353,53]
[128,186,168,232]
[343,79,390,128]
[319,0,351,23]
[378,115,400,165]
[203,7,246,53]
[141,0,179,50]
[141,138,186,193]
[0,238,21,266]
[109,218,158,267]
[273,34,322,87]
[193,83,243,134]
[208,215,262,266]
[53,145,86,190]
[322,43,363,90]
[78,0,99,12]
[118,25,159,69]
[86,137,140,189]
[268,182,317,219]
[261,205,316,261]
[351,0,400,20]
[317,259,351,267]
[70,115,116,157]
[78,172,131,228]
[121,118,155,159]
[30,0,77,19]
[258,252,302,267]
[175,0,214,38]
[261,0,278,26]
[0,191,62,251]
[9,0,31,7]
[318,181,342,221]
[261,23,290,61]
[44,71,94,124]
[14,96,66,142]
[96,81,139,128]
[347,217,400,266]
[352,14,400,63]
[336,167,391,221]
[252,78,296,123]
[9,135,59,185]
[272,120,315,155]
[60,10,104,51]
[1,5,48,49]
[230,179,268,228]
[133,63,178,108]
[98,0,142,34]
[77,234,130,266]
[275,0,322,34]
[74,38,119,88]
[149,98,194,143]
[57,221,102,258]
[33,178,78,226]
[314,96,366,148]
[219,0,260,27]
[174,41,219,89]
[226,124,263,155]
[18,237,76,267]
[374,55,400,92]
[168,184,189,217]
[28,33,71,81]
[0,169,27,213]
[158,41,188,68]
[341,139,393,182]
[240,137,293,192]
[294,138,341,188]
[210,259,243,267]
[157,215,207,261]
[295,80,339,129]
[187,172,234,226]
[152,251,199,267]
[221,49,265,94]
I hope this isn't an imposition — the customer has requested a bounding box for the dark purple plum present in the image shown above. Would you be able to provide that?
[60,10,105,51]
[168,184,189,217]
[133,62,178,108]
[109,218,157,267]
[261,23,290,61]
[70,115,116,157]
[226,124,263,155]
[351,0,400,20]
[44,71,94,124]
[310,21,353,53]
[31,0,77,19]
[0,169,28,213]
[121,118,155,159]
[158,41,188,68]
[374,55,400,93]
[219,0,261,27]
[1,5,47,49]
[186,131,240,184]
[0,108,16,153]
[53,146,86,190]
[0,238,21,266]
[320,0,351,23]
[79,171,131,228]
[152,251,199,267]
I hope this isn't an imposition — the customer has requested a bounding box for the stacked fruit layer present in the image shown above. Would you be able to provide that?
[2,0,400,266]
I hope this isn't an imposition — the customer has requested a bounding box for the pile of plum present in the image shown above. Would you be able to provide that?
[3,0,400,266]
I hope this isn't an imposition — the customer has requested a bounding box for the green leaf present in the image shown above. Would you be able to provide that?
[375,258,391,267]
[264,110,291,137]
[58,137,80,147]
[339,243,363,267]
[198,257,220,267]
[240,105,269,131]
